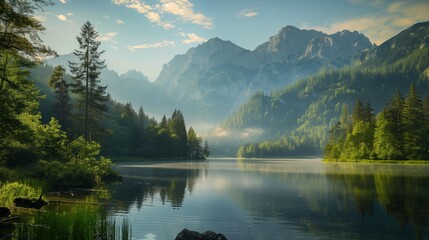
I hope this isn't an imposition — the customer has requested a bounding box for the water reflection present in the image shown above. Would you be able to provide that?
[108,161,207,211]
[325,163,429,239]
[109,159,429,240]
[233,160,429,239]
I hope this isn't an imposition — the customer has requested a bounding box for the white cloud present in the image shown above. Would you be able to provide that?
[113,0,152,14]
[67,12,74,16]
[112,0,173,29]
[307,1,429,45]
[56,14,68,21]
[161,22,175,29]
[159,0,213,29]
[113,0,212,29]
[116,19,124,25]
[59,0,66,4]
[98,32,118,42]
[237,9,259,18]
[127,40,175,51]
[181,33,206,44]
[146,11,161,23]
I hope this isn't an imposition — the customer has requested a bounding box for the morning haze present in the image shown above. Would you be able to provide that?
[1,0,429,239]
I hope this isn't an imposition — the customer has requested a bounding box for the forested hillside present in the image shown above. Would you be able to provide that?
[1,0,208,186]
[223,22,429,158]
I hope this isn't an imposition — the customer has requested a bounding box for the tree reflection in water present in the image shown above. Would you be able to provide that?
[235,160,429,239]
[107,161,206,211]
[325,163,429,239]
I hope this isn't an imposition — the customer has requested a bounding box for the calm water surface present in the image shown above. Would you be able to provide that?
[106,158,429,240]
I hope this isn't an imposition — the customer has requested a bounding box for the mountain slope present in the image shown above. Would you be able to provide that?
[156,26,372,123]
[215,21,429,157]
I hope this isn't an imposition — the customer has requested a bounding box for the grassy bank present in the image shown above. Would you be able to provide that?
[323,159,429,164]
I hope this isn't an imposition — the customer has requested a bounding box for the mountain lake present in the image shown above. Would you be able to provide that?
[92,158,429,240]
[7,158,428,239]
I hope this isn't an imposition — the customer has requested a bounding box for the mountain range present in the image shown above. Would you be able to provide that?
[213,21,429,156]
[41,21,429,158]
[45,25,372,128]
[155,26,372,123]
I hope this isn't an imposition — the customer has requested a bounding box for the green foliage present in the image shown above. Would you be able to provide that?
[188,127,204,159]
[230,30,429,158]
[102,103,205,160]
[0,181,43,208]
[13,204,132,240]
[30,160,96,188]
[402,84,425,159]
[49,65,71,130]
[69,21,108,142]
[325,85,429,161]
[203,140,210,158]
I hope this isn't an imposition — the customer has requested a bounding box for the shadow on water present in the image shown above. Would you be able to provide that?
[325,163,429,240]
[108,160,207,211]
[233,160,429,240]
[43,158,429,240]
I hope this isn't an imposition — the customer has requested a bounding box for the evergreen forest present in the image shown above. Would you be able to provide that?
[324,85,429,161]
[0,0,208,189]
[232,24,429,158]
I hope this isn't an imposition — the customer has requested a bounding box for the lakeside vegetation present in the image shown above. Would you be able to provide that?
[0,0,209,191]
[231,22,429,158]
[0,1,208,237]
[324,84,429,162]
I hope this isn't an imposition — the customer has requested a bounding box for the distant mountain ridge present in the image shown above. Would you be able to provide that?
[43,25,373,130]
[155,26,372,123]
[214,21,429,156]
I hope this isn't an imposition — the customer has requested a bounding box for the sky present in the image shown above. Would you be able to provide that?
[36,0,429,81]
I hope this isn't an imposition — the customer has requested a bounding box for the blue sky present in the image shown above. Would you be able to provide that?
[36,0,429,81]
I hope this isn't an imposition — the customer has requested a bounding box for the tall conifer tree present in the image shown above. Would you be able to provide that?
[402,84,424,159]
[69,21,107,141]
[49,65,71,130]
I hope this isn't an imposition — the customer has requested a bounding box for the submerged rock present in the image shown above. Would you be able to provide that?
[0,207,11,218]
[13,194,47,209]
[175,228,227,240]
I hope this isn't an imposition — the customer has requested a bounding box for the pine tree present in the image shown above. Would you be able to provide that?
[0,0,54,89]
[402,84,424,159]
[0,0,55,163]
[168,110,188,157]
[352,99,365,123]
[203,140,210,158]
[187,127,203,159]
[48,65,71,130]
[387,90,405,158]
[137,106,145,130]
[373,108,399,159]
[160,115,167,129]
[423,96,429,158]
[342,99,375,160]
[69,21,107,141]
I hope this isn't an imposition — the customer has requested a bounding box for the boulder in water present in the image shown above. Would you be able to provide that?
[175,228,227,240]
[13,194,47,209]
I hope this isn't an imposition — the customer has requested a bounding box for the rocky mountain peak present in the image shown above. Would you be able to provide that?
[120,69,149,82]
[254,25,325,63]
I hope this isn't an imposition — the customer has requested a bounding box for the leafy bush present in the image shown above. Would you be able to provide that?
[0,182,42,208]
[31,161,96,188]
